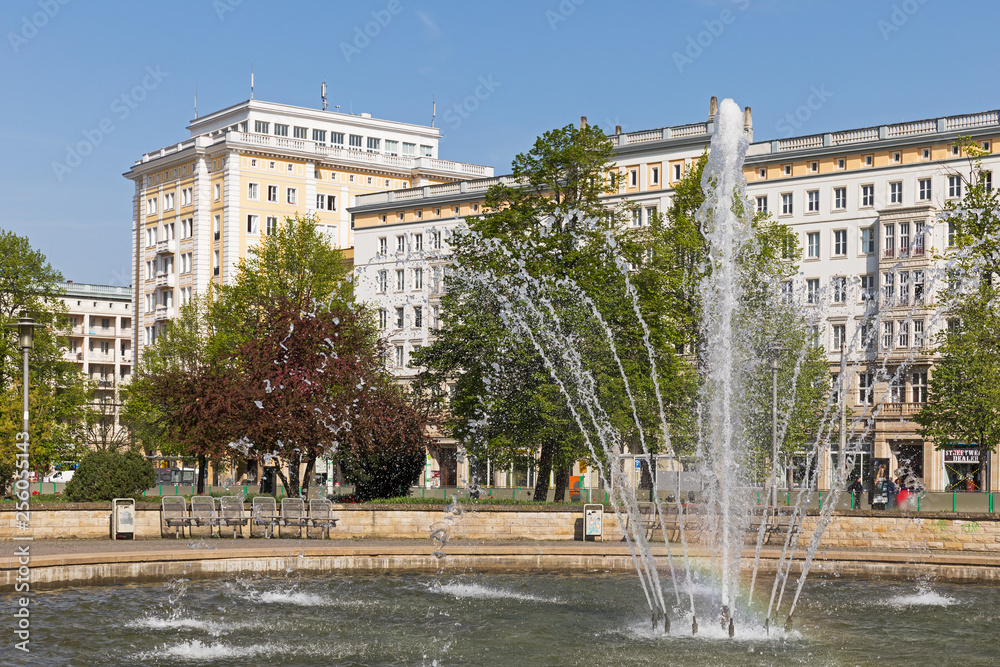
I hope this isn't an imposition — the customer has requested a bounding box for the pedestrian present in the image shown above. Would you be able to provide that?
[848,476,864,509]
[886,476,898,509]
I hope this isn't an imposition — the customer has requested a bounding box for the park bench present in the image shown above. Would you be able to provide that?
[252,496,280,538]
[308,499,339,538]
[280,498,310,538]
[161,496,194,538]
[190,496,221,537]
[219,496,250,538]
[749,506,800,545]
[622,503,684,542]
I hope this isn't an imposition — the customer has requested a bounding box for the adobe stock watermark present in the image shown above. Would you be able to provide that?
[340,0,403,64]
[877,0,929,40]
[441,75,502,139]
[213,0,243,21]
[673,0,750,73]
[52,66,169,182]
[775,85,834,137]
[12,429,32,653]
[7,0,71,54]
[546,0,586,31]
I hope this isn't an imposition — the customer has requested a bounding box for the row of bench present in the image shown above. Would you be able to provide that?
[624,504,800,544]
[161,496,339,539]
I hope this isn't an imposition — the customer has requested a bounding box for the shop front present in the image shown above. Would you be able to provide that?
[943,445,982,492]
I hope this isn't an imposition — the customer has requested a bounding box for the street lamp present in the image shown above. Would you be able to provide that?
[6,313,44,436]
[767,342,785,510]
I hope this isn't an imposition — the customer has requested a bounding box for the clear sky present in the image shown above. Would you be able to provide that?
[1,0,996,285]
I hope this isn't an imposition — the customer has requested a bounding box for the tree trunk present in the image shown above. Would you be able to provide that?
[287,457,301,498]
[533,438,555,501]
[274,467,291,498]
[553,462,571,502]
[302,454,317,500]
[196,454,207,495]
[982,442,991,493]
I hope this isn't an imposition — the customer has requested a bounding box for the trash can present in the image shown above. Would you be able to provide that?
[112,498,136,540]
[584,504,603,542]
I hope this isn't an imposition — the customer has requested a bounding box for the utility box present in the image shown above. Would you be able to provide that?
[112,498,136,540]
[584,504,603,542]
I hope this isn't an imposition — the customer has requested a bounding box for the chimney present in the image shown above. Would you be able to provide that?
[580,116,587,129]
[744,106,753,139]
[709,96,718,121]
[615,124,622,135]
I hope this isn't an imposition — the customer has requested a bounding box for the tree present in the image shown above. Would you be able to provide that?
[78,386,133,454]
[915,287,1000,492]
[64,449,156,501]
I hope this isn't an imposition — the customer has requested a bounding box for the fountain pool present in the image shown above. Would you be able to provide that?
[4,572,997,665]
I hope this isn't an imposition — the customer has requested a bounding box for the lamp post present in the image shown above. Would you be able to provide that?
[767,343,785,510]
[7,314,42,436]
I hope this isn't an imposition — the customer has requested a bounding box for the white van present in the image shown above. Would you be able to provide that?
[43,470,75,484]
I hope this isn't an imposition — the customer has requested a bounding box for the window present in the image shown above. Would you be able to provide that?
[254,120,269,134]
[861,274,875,302]
[396,235,405,252]
[898,270,910,305]
[832,229,847,257]
[860,184,874,208]
[860,226,875,254]
[889,374,905,403]
[892,151,901,164]
[414,306,423,328]
[914,270,924,303]
[832,323,846,350]
[899,222,910,257]
[331,132,344,146]
[883,224,895,258]
[413,233,423,251]
[163,222,175,240]
[396,269,405,291]
[645,206,657,225]
[783,164,791,176]
[832,276,847,303]
[807,190,819,212]
[402,142,416,157]
[432,305,440,328]
[921,148,930,159]
[756,196,768,214]
[213,250,220,276]
[146,197,157,215]
[292,126,307,139]
[829,188,845,212]
[164,192,175,210]
[758,167,766,179]
[367,176,373,185]
[431,231,442,249]
[673,163,682,181]
[394,346,404,367]
[286,188,297,205]
[385,140,398,156]
[651,166,659,184]
[882,271,895,303]
[911,371,927,403]
[247,214,259,234]
[913,321,925,348]
[948,175,962,198]
[313,129,326,144]
[366,137,381,153]
[395,307,404,328]
[413,268,423,290]
[181,252,192,273]
[882,321,894,349]
[781,193,793,215]
[982,171,993,192]
[376,270,388,293]
[858,373,873,404]
[897,321,910,348]
[181,187,192,207]
[378,237,387,255]
[918,178,932,201]
[379,308,388,329]
[952,144,960,156]
[809,161,818,173]
[214,183,221,201]
[780,280,792,303]
[889,181,902,204]
[181,218,193,239]
[273,124,288,137]
[864,154,873,167]
[630,209,641,227]
[807,278,820,304]
[948,219,956,247]
[837,158,845,170]
[248,182,259,201]
[349,134,362,149]
[807,232,820,258]
[420,145,433,157]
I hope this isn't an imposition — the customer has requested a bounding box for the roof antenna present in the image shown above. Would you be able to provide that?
[431,94,436,127]
[321,80,328,111]
[250,62,254,100]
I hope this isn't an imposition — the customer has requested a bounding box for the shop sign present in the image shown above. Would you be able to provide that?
[944,448,979,464]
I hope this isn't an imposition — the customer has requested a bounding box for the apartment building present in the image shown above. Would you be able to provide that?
[58,281,133,447]
[350,103,1000,493]
[124,98,493,367]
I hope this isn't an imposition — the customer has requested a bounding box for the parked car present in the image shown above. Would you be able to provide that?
[42,470,74,484]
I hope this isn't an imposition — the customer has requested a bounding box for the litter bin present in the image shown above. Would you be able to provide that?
[584,504,603,542]
[112,498,136,540]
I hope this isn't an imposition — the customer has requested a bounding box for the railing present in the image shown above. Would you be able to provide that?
[156,240,171,255]
[778,134,824,151]
[625,129,663,145]
[88,326,116,336]
[155,273,174,287]
[88,351,115,362]
[154,305,170,321]
[887,119,936,137]
[671,122,709,138]
[831,127,879,145]
[946,110,999,130]
[883,248,895,258]
[878,402,925,416]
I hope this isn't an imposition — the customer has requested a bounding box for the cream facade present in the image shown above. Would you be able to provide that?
[124,99,492,368]
[351,103,1000,493]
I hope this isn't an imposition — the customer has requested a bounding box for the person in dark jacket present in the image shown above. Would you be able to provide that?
[848,476,864,508]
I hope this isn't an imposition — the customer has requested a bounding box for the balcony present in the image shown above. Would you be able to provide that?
[155,273,175,287]
[883,248,895,259]
[88,351,115,363]
[156,240,172,255]
[87,326,116,337]
[154,305,172,321]
[878,402,925,417]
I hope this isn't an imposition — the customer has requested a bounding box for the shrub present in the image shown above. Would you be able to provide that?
[64,450,156,502]
[338,384,428,502]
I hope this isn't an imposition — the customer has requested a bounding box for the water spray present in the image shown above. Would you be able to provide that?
[691,616,698,635]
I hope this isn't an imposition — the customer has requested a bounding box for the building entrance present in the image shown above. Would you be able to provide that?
[943,446,981,491]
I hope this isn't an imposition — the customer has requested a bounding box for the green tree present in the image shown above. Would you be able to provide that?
[915,287,1000,492]
[64,449,156,501]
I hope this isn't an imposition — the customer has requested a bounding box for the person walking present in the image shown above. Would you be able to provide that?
[848,476,864,509]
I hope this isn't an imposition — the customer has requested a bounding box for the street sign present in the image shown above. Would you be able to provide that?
[634,459,642,470]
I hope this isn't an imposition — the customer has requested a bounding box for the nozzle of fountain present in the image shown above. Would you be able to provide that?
[663,613,670,634]
[652,610,657,631]
[721,605,730,631]
[764,617,770,636]
[784,615,793,632]
[728,617,734,638]
[692,616,698,635]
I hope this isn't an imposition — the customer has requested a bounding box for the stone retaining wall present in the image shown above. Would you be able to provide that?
[3,504,1000,551]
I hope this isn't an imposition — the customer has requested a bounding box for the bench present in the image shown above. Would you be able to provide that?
[161,497,194,538]
[280,498,310,538]
[219,496,250,538]
[622,503,684,542]
[750,506,800,545]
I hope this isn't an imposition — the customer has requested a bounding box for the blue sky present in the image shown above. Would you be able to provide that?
[1,0,996,285]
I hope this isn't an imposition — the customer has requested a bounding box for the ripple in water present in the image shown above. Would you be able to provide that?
[429,581,561,603]
[885,587,958,608]
[134,640,359,662]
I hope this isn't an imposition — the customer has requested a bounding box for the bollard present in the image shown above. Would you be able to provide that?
[953,493,956,512]
[850,493,854,510]
[818,492,822,511]
[443,486,447,500]
[917,495,921,512]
